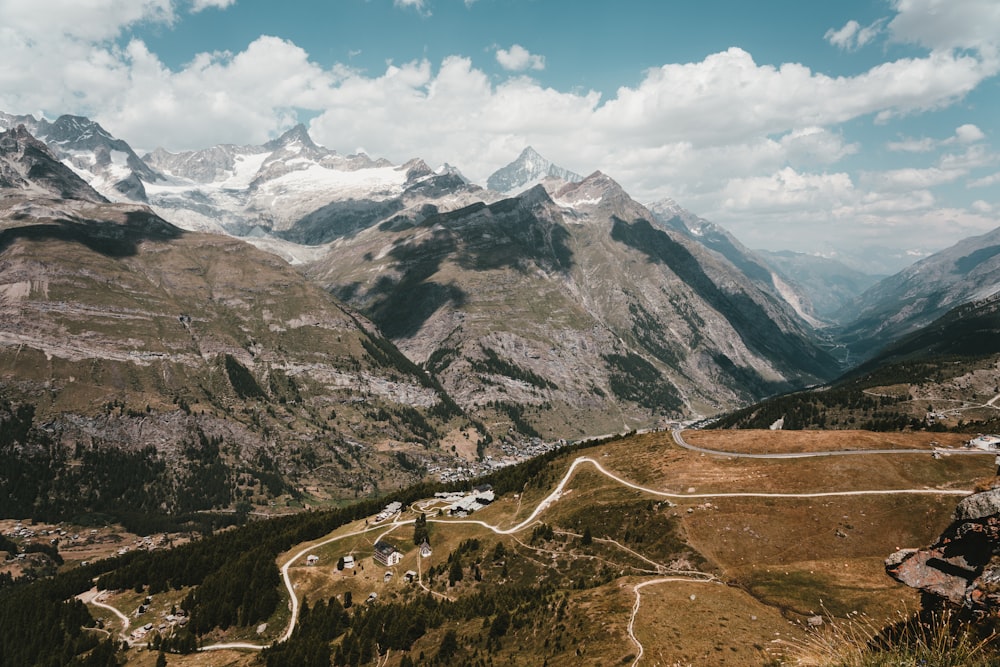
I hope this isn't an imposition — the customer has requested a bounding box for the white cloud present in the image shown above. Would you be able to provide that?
[825,18,886,51]
[888,0,1000,54]
[954,123,986,143]
[0,0,174,42]
[939,144,998,171]
[591,48,994,148]
[862,167,965,191]
[969,172,1000,188]
[972,199,994,213]
[190,0,236,11]
[886,137,936,152]
[393,0,428,15]
[495,44,545,72]
[720,168,855,213]
[887,124,986,152]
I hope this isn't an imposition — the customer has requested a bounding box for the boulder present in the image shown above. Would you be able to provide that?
[886,482,1000,615]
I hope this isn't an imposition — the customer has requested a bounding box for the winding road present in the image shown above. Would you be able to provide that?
[670,427,992,460]
[79,589,130,641]
[192,428,979,659]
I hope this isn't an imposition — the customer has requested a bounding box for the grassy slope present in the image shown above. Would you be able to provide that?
[115,428,991,666]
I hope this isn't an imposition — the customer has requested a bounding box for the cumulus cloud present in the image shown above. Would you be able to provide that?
[825,19,886,51]
[862,167,966,191]
[495,44,545,72]
[887,124,986,153]
[954,123,986,143]
[886,137,936,152]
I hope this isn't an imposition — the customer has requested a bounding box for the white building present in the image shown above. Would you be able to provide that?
[968,435,1000,450]
[373,541,403,567]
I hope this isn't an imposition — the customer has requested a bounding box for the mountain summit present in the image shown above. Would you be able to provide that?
[0,125,108,202]
[486,146,582,194]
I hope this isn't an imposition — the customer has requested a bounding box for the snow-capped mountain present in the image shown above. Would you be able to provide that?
[140,125,494,248]
[0,125,108,203]
[0,112,159,201]
[486,146,582,194]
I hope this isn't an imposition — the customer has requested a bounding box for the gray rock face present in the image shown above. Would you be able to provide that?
[955,487,1000,521]
[0,125,108,203]
[486,146,581,194]
[887,483,1000,614]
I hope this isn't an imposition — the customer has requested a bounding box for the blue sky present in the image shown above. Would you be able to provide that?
[1,0,999,272]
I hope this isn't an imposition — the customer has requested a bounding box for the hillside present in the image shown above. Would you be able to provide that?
[0,128,478,526]
[310,172,840,438]
[0,428,989,666]
[756,249,880,322]
[834,224,1000,361]
[712,294,1000,432]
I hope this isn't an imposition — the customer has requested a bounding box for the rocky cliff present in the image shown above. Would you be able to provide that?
[887,480,1000,615]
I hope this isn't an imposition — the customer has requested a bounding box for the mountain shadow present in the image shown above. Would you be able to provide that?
[423,191,574,274]
[365,228,467,339]
[1,210,184,258]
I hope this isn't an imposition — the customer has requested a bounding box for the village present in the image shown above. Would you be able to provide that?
[428,436,570,483]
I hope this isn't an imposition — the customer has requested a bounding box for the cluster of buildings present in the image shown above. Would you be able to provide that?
[430,437,569,483]
[374,501,403,522]
[434,485,495,516]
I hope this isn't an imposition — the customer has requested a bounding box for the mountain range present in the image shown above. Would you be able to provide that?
[3,112,1000,514]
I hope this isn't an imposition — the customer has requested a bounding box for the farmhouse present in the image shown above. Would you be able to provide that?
[342,555,355,569]
[373,541,402,566]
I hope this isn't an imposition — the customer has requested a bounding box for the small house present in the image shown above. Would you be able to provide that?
[306,554,319,566]
[419,539,432,558]
[404,570,418,583]
[342,555,355,569]
[373,541,402,567]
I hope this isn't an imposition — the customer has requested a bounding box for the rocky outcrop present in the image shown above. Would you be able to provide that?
[886,483,1000,615]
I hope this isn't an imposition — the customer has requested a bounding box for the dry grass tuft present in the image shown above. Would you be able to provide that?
[779,607,999,667]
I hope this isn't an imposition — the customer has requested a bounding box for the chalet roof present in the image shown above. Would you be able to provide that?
[374,541,398,555]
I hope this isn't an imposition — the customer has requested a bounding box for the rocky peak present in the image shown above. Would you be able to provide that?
[486,146,582,194]
[263,123,320,152]
[402,158,435,182]
[552,170,636,216]
[887,481,1000,615]
[0,125,108,202]
[43,114,116,147]
[0,111,40,133]
[437,162,470,184]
